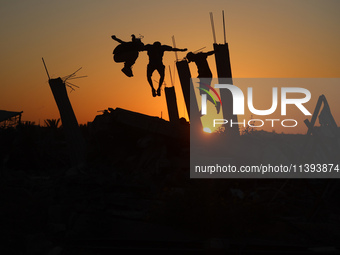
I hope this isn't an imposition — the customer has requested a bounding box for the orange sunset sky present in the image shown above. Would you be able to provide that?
[1,0,339,133]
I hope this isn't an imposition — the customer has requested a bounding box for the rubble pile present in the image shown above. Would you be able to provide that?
[0,110,340,254]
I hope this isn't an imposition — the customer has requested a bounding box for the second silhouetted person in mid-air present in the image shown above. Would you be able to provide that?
[186,50,220,114]
[111,34,144,77]
[142,42,187,97]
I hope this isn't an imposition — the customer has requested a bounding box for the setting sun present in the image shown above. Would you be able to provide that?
[203,127,212,133]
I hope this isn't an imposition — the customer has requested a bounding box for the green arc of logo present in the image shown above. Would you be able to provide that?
[198,87,217,106]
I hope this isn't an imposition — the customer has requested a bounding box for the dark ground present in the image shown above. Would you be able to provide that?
[1,121,340,254]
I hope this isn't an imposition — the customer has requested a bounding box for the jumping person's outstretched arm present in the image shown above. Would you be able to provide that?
[162,45,187,52]
[172,48,188,51]
[111,35,125,44]
[140,44,152,52]
[174,47,187,52]
[204,50,215,56]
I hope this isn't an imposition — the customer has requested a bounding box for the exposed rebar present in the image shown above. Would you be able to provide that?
[210,12,217,44]
[222,10,226,44]
[42,57,51,80]
[172,35,179,61]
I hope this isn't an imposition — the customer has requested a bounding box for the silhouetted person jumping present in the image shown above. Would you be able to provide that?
[142,42,187,97]
[186,50,220,114]
[112,34,144,77]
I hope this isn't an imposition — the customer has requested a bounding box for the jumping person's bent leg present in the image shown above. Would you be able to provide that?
[156,65,165,96]
[147,64,157,97]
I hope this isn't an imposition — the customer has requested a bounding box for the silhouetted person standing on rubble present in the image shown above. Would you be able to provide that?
[112,34,144,77]
[142,42,187,97]
[186,50,220,114]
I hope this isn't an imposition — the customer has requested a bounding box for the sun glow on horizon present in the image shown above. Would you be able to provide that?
[203,127,212,133]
